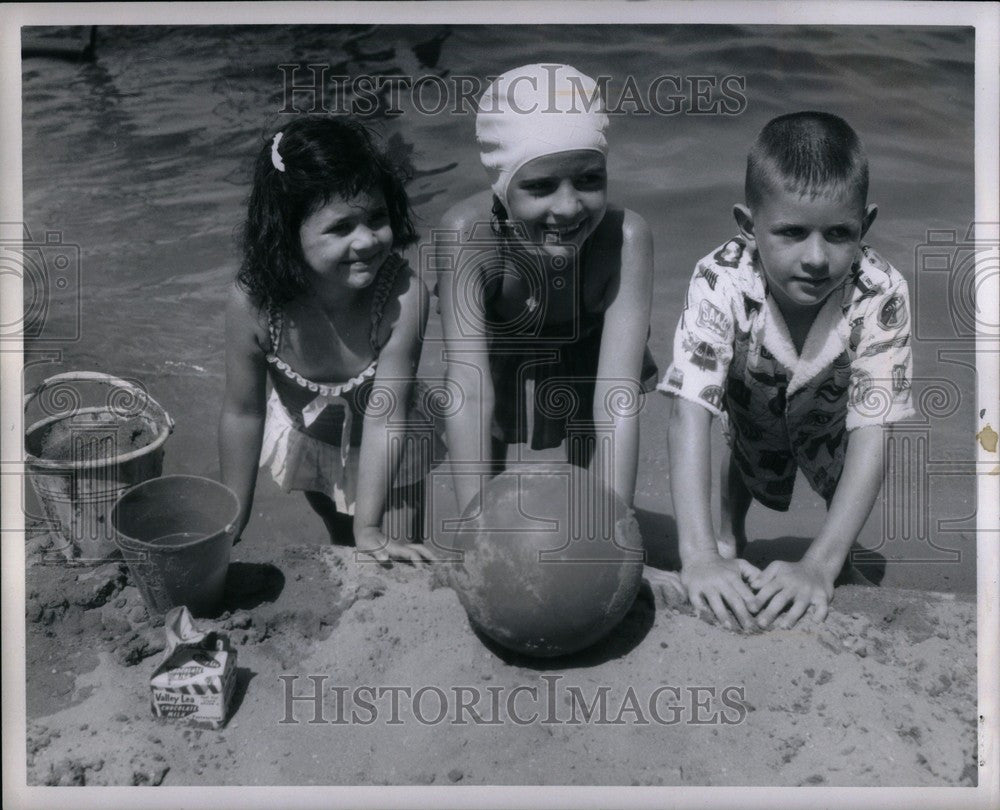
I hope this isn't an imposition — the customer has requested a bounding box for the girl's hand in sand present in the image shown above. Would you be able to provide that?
[751,559,834,629]
[354,526,437,565]
[681,555,761,632]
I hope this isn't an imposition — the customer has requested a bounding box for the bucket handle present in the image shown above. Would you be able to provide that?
[24,371,175,431]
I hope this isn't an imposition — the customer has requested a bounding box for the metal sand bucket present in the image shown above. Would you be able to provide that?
[24,371,174,562]
[111,475,240,618]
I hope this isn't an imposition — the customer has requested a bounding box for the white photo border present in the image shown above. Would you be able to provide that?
[1,3,997,809]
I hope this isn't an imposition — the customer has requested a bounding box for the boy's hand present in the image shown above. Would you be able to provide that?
[681,555,762,631]
[750,558,834,629]
[355,526,437,565]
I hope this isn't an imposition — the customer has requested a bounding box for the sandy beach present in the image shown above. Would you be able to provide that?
[24,537,977,787]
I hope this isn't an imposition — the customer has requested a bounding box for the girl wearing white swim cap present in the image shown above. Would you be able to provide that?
[435,64,658,513]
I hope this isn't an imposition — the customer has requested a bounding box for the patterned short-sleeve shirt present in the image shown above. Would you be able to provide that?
[659,237,915,510]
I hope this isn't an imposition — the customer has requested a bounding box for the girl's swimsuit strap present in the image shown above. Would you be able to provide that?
[266,304,283,355]
[369,253,402,354]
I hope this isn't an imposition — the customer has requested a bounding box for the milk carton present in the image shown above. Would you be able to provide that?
[150,606,237,728]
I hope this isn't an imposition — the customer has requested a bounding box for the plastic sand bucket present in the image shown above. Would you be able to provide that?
[111,475,240,618]
[24,372,174,562]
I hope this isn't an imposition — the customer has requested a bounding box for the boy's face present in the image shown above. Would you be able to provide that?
[734,183,877,315]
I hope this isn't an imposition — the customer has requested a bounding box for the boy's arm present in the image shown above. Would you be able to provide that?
[753,426,883,629]
[754,262,916,628]
[662,244,760,629]
[354,267,435,563]
[669,397,716,557]
[670,397,760,630]
[219,285,268,540]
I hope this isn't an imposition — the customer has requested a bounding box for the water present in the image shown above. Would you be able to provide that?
[21,25,977,591]
[150,532,203,548]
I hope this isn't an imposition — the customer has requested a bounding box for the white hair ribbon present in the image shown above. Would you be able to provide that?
[271,132,286,172]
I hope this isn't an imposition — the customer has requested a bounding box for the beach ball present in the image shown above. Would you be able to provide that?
[447,465,644,657]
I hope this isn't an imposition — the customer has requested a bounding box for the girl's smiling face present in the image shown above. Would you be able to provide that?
[505,151,608,258]
[298,189,393,291]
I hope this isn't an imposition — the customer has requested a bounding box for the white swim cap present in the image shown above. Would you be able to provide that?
[476,64,610,209]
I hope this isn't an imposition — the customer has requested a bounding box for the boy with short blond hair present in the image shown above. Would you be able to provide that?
[662,111,914,631]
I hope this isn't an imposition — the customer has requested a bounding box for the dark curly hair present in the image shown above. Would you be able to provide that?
[238,116,417,311]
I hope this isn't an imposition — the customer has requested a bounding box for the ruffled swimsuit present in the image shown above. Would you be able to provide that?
[259,254,439,512]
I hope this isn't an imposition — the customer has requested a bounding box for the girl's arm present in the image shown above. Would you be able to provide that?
[436,202,497,513]
[219,284,269,540]
[354,265,435,562]
[592,209,654,506]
